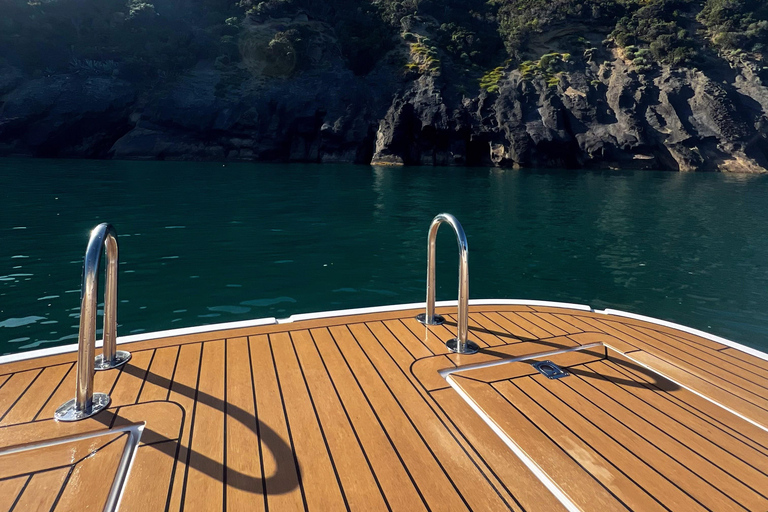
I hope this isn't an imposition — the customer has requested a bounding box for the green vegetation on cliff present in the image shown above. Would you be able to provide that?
[1,0,766,82]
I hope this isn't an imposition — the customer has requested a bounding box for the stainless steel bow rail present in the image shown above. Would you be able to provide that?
[417,213,479,355]
[55,223,131,422]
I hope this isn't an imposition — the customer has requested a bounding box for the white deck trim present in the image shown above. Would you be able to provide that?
[597,308,768,363]
[0,316,277,365]
[446,375,580,512]
[282,298,592,324]
[0,299,590,364]
[3,299,767,366]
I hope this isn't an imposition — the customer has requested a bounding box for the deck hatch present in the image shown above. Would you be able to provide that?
[532,360,569,379]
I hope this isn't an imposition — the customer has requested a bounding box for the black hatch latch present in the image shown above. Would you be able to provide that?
[532,360,569,379]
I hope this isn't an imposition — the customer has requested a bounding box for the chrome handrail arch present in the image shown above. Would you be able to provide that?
[55,223,130,421]
[416,214,479,354]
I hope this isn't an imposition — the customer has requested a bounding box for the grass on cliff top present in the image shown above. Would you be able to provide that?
[2,0,766,82]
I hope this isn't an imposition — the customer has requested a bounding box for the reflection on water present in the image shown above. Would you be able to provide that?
[1,159,768,354]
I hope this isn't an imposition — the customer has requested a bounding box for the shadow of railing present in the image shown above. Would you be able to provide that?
[95,362,298,494]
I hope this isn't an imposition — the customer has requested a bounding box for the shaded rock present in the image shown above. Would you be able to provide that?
[1,36,767,171]
[0,75,135,157]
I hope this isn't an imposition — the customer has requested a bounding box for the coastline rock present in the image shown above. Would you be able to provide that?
[1,44,767,171]
[0,75,135,158]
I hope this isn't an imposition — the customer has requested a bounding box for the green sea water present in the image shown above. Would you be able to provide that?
[2,158,768,355]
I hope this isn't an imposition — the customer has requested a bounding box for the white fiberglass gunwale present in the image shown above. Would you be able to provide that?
[1,298,766,365]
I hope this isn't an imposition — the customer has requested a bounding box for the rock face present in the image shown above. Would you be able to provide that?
[367,55,768,172]
[0,74,135,158]
[1,39,767,171]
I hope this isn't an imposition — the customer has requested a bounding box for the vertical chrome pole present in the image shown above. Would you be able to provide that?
[454,222,471,352]
[56,223,129,422]
[95,230,131,370]
[418,217,445,325]
[416,214,479,354]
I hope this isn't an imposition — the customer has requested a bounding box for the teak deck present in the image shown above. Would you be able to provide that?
[1,303,768,511]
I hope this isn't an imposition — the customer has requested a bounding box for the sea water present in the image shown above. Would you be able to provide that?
[2,158,768,354]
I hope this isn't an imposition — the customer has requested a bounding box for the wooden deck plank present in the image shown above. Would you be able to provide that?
[109,349,155,407]
[54,432,130,512]
[411,355,455,392]
[0,364,69,425]
[120,442,178,512]
[381,319,435,359]
[702,347,768,382]
[530,312,583,335]
[310,327,427,512]
[464,315,516,347]
[511,374,693,512]
[507,372,740,512]
[469,305,535,313]
[480,312,536,341]
[720,348,768,371]
[529,306,592,315]
[35,364,77,420]
[518,312,571,337]
[469,314,513,346]
[412,319,471,352]
[432,319,493,349]
[468,313,525,345]
[0,475,28,511]
[550,366,768,511]
[449,314,511,347]
[592,359,768,476]
[329,324,471,511]
[110,402,183,446]
[399,316,452,355]
[601,320,768,400]
[11,469,70,512]
[570,316,644,350]
[2,304,768,512]
[351,322,517,511]
[183,340,226,512]
[635,326,768,383]
[0,370,41,421]
[138,346,180,403]
[595,313,728,351]
[272,332,347,511]
[554,313,608,334]
[501,312,559,339]
[430,388,562,512]
[451,374,625,511]
[224,337,266,512]
[166,342,204,512]
[292,329,389,512]
[365,322,417,368]
[606,352,768,456]
[248,334,304,512]
[365,322,523,510]
[563,330,638,354]
[628,350,768,427]
[578,315,768,405]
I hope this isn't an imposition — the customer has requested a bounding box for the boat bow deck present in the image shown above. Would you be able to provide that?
[1,303,768,511]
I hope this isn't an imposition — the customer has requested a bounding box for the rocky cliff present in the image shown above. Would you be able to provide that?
[1,14,767,172]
